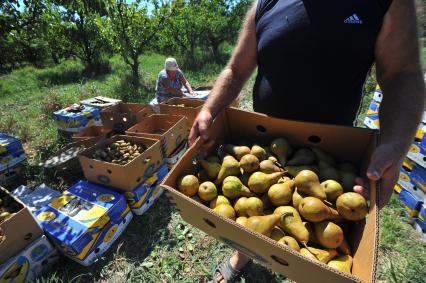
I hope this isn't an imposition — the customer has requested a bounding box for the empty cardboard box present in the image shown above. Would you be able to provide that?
[159,98,204,129]
[78,135,163,191]
[80,96,121,109]
[161,108,380,283]
[101,103,153,131]
[72,126,113,142]
[126,114,187,157]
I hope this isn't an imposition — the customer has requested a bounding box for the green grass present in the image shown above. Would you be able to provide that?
[1,53,426,283]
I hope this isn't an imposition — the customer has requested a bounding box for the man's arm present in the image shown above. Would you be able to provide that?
[358,0,426,208]
[181,76,194,94]
[163,78,184,97]
[189,2,258,144]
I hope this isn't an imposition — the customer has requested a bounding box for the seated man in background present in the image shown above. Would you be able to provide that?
[155,58,195,104]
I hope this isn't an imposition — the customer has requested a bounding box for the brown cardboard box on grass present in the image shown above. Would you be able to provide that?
[159,98,204,129]
[78,135,163,191]
[161,108,379,283]
[125,114,188,157]
[0,186,44,264]
[72,125,113,142]
[101,103,153,131]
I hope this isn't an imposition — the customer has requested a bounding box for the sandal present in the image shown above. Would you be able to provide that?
[213,260,242,283]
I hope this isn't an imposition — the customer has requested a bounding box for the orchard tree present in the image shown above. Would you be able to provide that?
[102,0,170,91]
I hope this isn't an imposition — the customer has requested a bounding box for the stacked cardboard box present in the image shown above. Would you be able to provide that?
[0,133,26,187]
[364,86,426,238]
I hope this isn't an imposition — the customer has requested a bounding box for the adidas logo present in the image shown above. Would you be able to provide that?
[344,14,362,24]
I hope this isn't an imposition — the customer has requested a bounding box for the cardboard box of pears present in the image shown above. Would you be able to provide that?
[162,108,379,283]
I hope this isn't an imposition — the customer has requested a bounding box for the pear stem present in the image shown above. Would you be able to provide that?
[302,243,319,259]
[324,200,333,206]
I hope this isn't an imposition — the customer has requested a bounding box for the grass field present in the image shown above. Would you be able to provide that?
[0,53,425,283]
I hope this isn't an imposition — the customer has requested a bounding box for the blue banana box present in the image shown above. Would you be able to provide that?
[35,180,133,266]
[0,133,23,156]
[52,104,102,133]
[399,188,423,217]
[411,164,426,196]
[0,151,26,173]
[417,205,426,231]
[0,235,59,283]
[398,159,415,192]
[372,85,382,102]
[123,164,168,215]
[363,100,380,129]
[407,142,426,169]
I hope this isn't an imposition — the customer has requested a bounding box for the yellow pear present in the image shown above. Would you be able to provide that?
[251,145,267,161]
[178,175,199,197]
[285,165,318,177]
[198,181,218,201]
[300,247,337,263]
[210,195,231,209]
[338,236,352,255]
[336,192,368,221]
[270,138,293,166]
[199,159,221,179]
[225,144,251,161]
[274,206,309,245]
[222,176,252,199]
[328,255,353,274]
[278,176,291,184]
[268,180,295,206]
[294,170,327,200]
[270,226,286,241]
[234,197,264,217]
[318,160,341,183]
[311,147,337,167]
[322,180,344,202]
[248,171,285,193]
[292,188,306,209]
[259,160,284,174]
[268,155,279,163]
[213,204,236,220]
[287,148,316,166]
[236,216,248,226]
[314,221,344,249]
[278,236,300,252]
[240,154,260,173]
[298,197,340,222]
[215,155,241,184]
[244,214,282,237]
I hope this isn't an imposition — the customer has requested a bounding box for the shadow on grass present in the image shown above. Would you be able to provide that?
[114,74,154,104]
[240,262,288,283]
[40,195,174,282]
[37,62,111,86]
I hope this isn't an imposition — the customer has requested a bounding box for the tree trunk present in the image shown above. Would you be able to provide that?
[130,57,140,94]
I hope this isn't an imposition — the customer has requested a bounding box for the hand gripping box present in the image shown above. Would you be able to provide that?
[35,181,133,266]
[363,100,380,130]
[0,187,44,265]
[123,164,169,215]
[159,98,205,130]
[398,188,423,218]
[52,104,102,133]
[78,135,163,191]
[100,103,153,131]
[0,235,59,283]
[161,108,380,283]
[126,114,188,157]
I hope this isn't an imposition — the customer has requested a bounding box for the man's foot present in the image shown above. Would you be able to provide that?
[214,251,250,283]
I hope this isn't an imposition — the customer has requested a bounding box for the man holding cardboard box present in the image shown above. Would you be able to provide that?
[188,0,426,282]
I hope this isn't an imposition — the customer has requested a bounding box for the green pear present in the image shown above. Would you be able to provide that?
[234,197,264,217]
[240,154,260,173]
[314,221,344,249]
[225,144,251,161]
[294,170,327,200]
[206,155,220,164]
[278,236,301,252]
[285,165,319,178]
[215,155,241,184]
[178,175,199,197]
[287,148,316,166]
[268,180,295,206]
[318,160,341,182]
[251,145,267,161]
[311,147,336,167]
[270,138,293,166]
[336,192,368,221]
[339,171,358,192]
[222,176,252,199]
[248,171,285,193]
[198,181,218,201]
[322,180,344,202]
[328,255,353,274]
[199,159,221,179]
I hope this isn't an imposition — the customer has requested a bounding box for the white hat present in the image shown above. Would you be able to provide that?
[165,58,178,71]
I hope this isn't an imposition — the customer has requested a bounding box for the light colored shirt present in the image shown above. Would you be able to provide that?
[155,69,184,103]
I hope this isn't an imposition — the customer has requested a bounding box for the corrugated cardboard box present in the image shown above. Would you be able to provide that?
[126,114,187,157]
[123,164,168,215]
[78,135,163,191]
[363,100,380,130]
[159,98,204,129]
[407,142,426,169]
[52,104,102,133]
[410,164,426,196]
[399,188,422,217]
[0,133,23,155]
[0,187,44,264]
[161,108,380,283]
[100,103,153,131]
[35,180,133,266]
[72,126,112,142]
[80,96,121,109]
[0,235,59,283]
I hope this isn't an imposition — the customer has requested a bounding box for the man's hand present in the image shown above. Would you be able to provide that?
[354,143,404,209]
[188,110,215,152]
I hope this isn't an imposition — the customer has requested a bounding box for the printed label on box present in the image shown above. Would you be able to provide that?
[399,188,422,217]
[407,142,426,170]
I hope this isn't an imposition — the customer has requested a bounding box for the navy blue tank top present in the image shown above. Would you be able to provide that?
[254,0,392,125]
